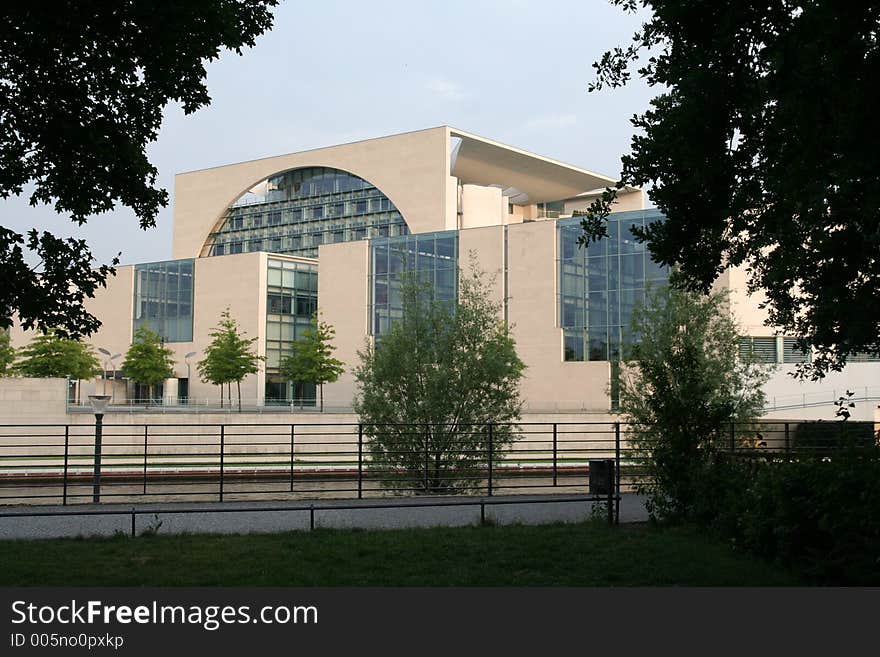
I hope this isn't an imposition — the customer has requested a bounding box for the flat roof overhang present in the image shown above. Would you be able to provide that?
[449,128,618,204]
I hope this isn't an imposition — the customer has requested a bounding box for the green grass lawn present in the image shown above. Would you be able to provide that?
[0,522,802,586]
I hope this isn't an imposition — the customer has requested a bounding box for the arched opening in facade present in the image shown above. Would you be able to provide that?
[203,166,409,259]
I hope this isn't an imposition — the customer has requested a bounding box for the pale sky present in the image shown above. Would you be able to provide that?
[0,0,654,267]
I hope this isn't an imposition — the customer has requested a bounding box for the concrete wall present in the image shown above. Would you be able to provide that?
[318,240,369,409]
[0,377,68,421]
[173,127,451,259]
[506,220,611,411]
[460,184,505,229]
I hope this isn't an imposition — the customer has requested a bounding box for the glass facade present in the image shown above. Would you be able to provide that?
[265,258,319,404]
[369,231,458,337]
[558,210,669,361]
[133,259,194,343]
[206,166,409,259]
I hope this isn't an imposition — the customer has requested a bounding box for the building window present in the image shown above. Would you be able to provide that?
[557,210,668,361]
[782,337,811,363]
[265,258,319,404]
[133,259,194,343]
[368,231,458,337]
[206,166,409,259]
[739,336,778,363]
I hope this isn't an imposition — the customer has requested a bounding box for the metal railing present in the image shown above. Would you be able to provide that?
[0,422,642,523]
[1,419,873,526]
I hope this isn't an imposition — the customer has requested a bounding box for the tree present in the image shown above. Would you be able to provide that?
[619,283,770,521]
[121,326,175,404]
[0,2,277,337]
[14,330,101,379]
[13,330,102,403]
[276,312,339,411]
[279,313,344,412]
[197,308,263,411]
[582,2,880,377]
[354,262,526,493]
[0,330,14,376]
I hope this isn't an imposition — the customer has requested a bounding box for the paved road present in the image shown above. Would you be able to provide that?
[0,493,650,540]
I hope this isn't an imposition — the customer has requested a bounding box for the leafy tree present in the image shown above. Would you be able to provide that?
[354,262,526,494]
[121,326,175,404]
[279,314,344,412]
[0,2,277,337]
[619,284,770,521]
[0,330,14,376]
[582,2,880,377]
[14,330,101,379]
[13,330,102,403]
[197,308,263,411]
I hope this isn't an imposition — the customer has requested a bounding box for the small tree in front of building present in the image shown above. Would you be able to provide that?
[122,326,175,406]
[13,330,102,401]
[279,313,344,412]
[0,331,15,376]
[354,261,526,494]
[198,308,263,411]
[619,283,771,522]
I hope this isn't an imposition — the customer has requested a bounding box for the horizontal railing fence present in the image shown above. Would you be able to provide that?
[0,419,873,512]
[0,422,630,507]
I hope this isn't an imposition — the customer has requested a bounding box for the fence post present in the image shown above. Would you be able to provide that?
[615,422,621,525]
[606,459,615,526]
[552,423,558,487]
[62,425,69,506]
[289,424,295,493]
[487,423,494,497]
[219,424,225,502]
[729,421,735,453]
[423,424,430,493]
[357,423,363,500]
[784,422,790,454]
[142,425,148,495]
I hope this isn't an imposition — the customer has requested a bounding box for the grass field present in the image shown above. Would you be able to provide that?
[0,521,802,586]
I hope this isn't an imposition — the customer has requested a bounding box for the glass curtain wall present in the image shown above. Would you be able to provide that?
[133,259,194,342]
[265,258,319,405]
[369,231,458,337]
[207,167,409,259]
[557,210,668,361]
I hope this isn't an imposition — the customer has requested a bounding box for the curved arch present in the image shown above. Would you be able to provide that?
[200,165,410,258]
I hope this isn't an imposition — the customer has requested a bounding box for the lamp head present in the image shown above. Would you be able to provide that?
[88,395,111,415]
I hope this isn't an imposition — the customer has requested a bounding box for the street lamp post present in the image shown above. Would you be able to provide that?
[88,395,111,503]
[97,348,111,395]
[184,352,197,405]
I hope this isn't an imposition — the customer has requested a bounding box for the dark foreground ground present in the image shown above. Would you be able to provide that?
[0,521,802,586]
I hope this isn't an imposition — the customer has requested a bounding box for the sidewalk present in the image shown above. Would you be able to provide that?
[0,493,650,540]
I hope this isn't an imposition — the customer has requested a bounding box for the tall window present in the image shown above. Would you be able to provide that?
[133,259,194,342]
[265,258,319,404]
[557,210,669,361]
[369,231,458,337]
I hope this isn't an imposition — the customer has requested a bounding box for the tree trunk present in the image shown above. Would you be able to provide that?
[237,380,242,412]
[320,383,323,413]
[219,384,223,408]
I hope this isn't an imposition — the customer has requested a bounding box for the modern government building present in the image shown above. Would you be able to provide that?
[10,126,879,416]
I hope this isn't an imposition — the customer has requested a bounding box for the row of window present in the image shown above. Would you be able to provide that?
[226,197,395,229]
[133,259,195,343]
[209,166,410,260]
[211,222,406,257]
[265,258,319,402]
[369,231,459,337]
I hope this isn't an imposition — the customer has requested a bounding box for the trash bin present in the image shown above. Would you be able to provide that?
[589,459,614,495]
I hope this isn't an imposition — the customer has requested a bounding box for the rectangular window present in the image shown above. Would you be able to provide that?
[739,336,778,363]
[782,337,811,363]
[133,259,194,343]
